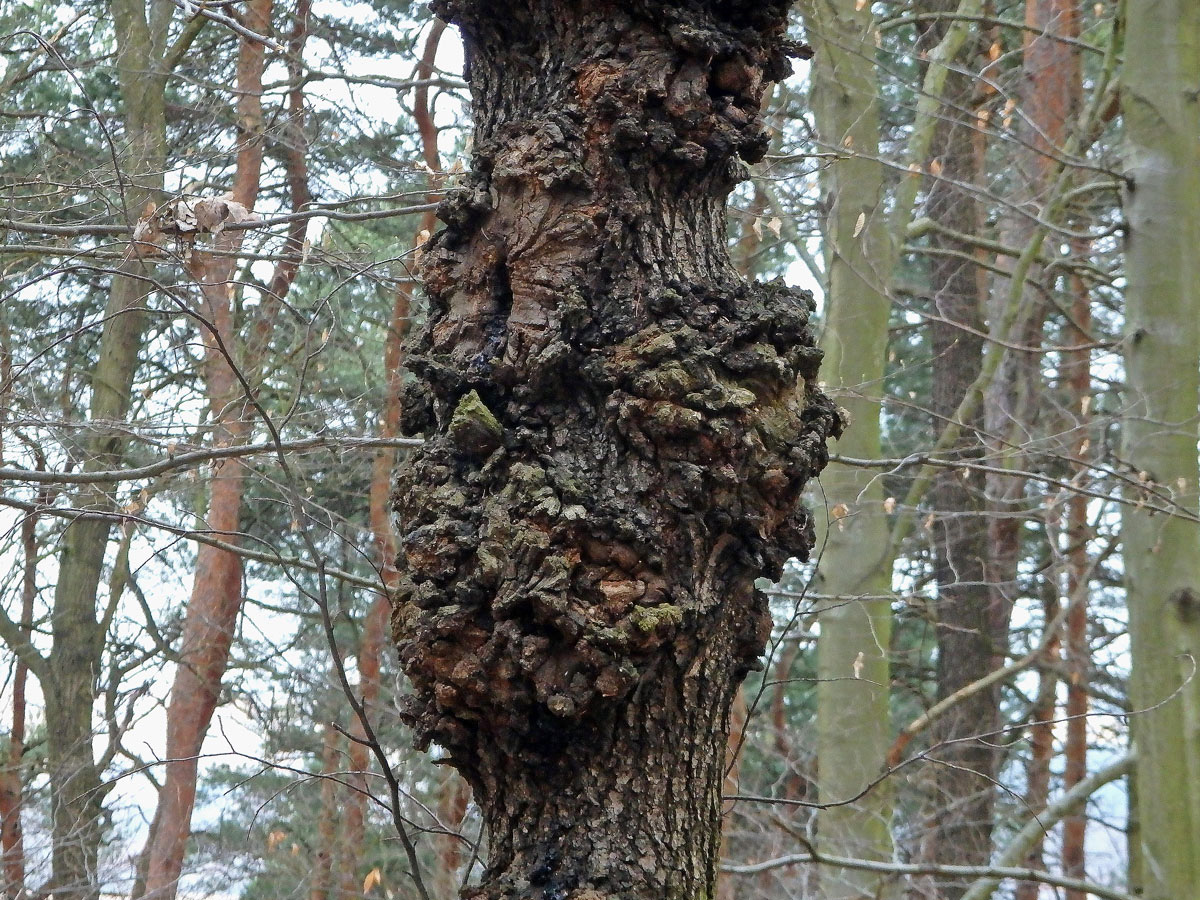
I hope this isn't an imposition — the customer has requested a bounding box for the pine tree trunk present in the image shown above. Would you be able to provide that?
[391,3,838,897]
[1002,4,1081,894]
[340,18,440,891]
[139,6,275,897]
[918,6,997,891]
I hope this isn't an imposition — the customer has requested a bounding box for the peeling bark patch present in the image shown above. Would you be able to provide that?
[391,1,834,897]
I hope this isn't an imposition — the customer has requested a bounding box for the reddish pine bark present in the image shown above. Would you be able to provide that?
[139,5,283,897]
[337,19,445,895]
[310,725,343,900]
[434,770,470,899]
[1009,3,1082,895]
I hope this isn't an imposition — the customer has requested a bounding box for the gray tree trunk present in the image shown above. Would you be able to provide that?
[1122,4,1200,898]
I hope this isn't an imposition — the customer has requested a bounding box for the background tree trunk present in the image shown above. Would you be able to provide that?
[801,1,897,897]
[391,2,839,897]
[44,2,168,894]
[139,6,275,897]
[340,20,444,896]
[918,7,998,892]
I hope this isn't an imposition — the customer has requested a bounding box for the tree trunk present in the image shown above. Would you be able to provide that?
[140,5,276,897]
[434,770,471,900]
[0,493,36,898]
[1001,5,1081,895]
[310,724,343,900]
[1121,4,1200,899]
[391,3,839,898]
[801,2,896,897]
[44,3,168,895]
[1061,256,1091,900]
[340,19,442,894]
[918,7,997,892]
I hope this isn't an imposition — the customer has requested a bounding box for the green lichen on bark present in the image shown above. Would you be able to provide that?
[448,388,504,456]
[630,604,684,634]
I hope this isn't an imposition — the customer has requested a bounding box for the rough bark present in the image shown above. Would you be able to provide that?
[711,178,760,900]
[918,6,997,892]
[391,3,838,898]
[1121,4,1200,899]
[801,1,897,896]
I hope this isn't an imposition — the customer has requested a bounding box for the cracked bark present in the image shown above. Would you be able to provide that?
[390,3,838,898]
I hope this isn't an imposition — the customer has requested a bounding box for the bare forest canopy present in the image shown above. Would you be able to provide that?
[0,1,1196,900]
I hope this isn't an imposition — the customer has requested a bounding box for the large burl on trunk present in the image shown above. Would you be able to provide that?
[391,2,838,897]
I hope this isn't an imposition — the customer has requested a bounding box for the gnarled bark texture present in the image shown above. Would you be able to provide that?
[390,3,838,898]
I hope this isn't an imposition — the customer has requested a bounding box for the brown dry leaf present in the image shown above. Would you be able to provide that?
[855,0,867,9]
[853,211,866,238]
[929,158,944,177]
[923,511,936,532]
[266,830,286,853]
[988,40,1002,61]
[221,197,260,226]
[193,199,230,233]
[363,868,382,893]
[766,216,783,238]
[831,502,850,521]
[131,200,161,243]
[852,651,865,679]
[883,496,896,514]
